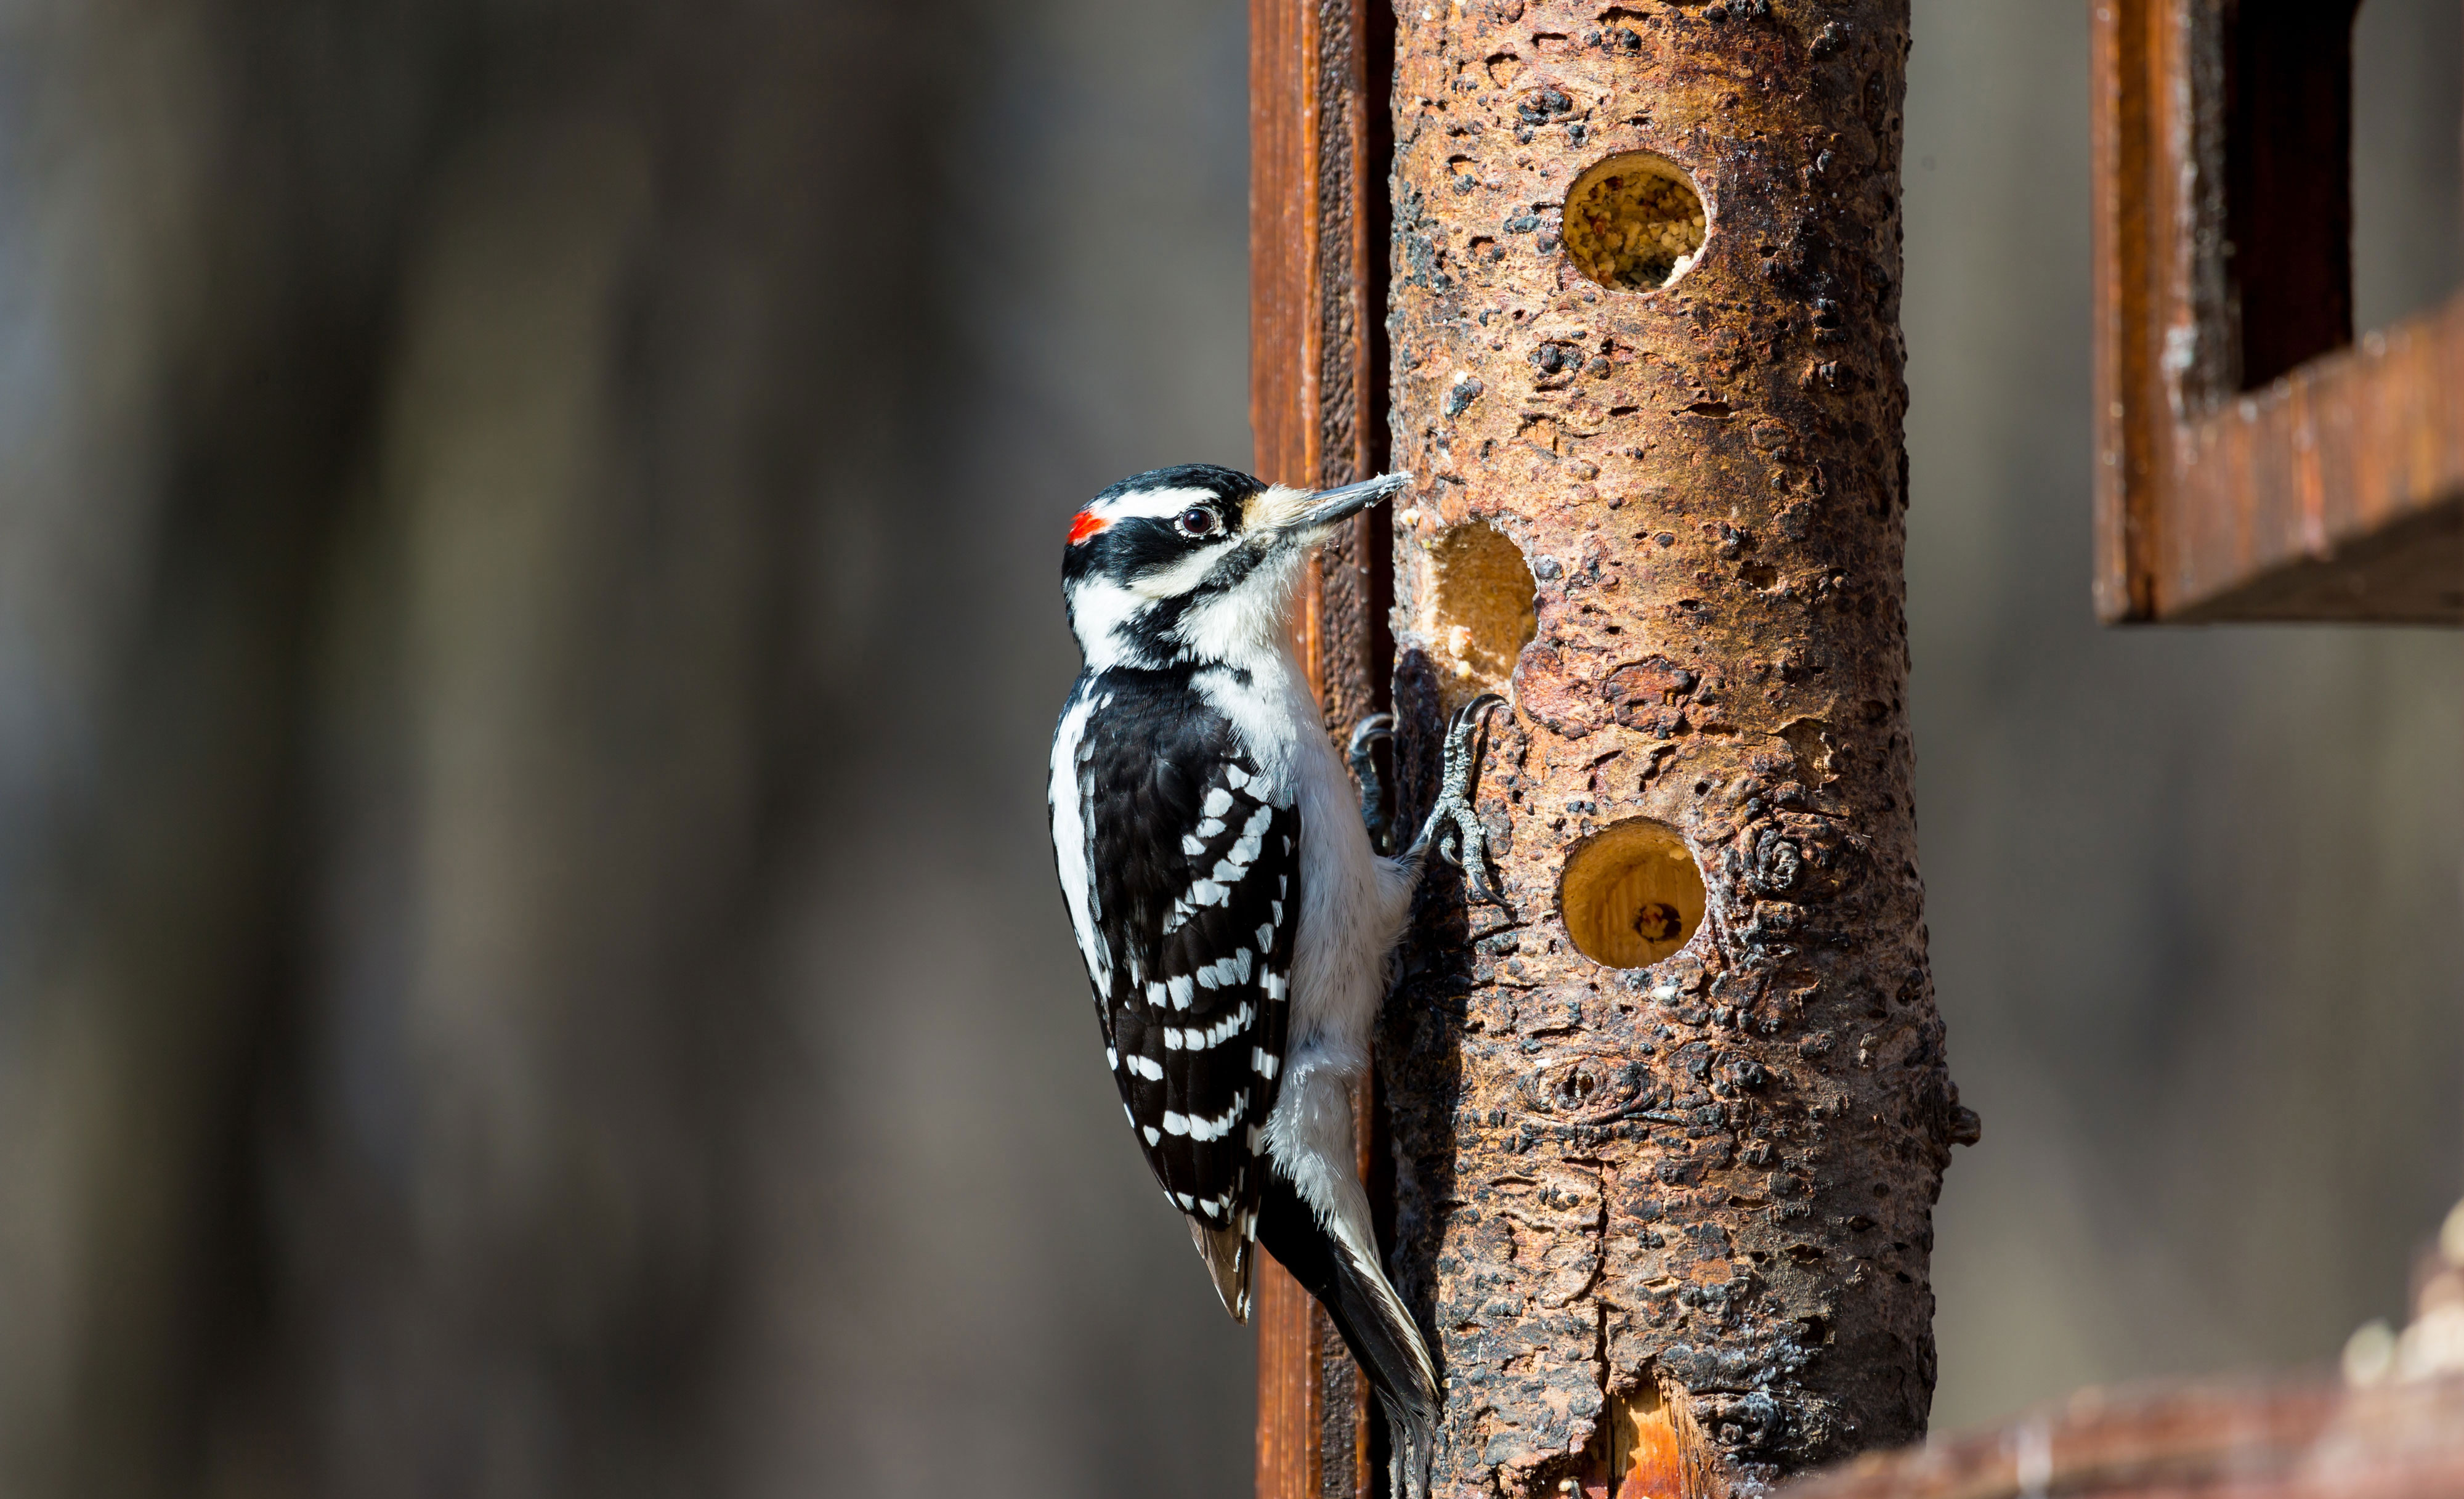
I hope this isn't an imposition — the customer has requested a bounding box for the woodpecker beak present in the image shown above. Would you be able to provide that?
[1264,472,1409,537]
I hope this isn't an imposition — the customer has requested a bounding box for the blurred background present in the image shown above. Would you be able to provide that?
[0,1,2454,1495]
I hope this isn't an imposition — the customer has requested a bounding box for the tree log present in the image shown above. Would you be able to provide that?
[1381,4,1970,1495]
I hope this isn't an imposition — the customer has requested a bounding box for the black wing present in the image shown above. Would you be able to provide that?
[1072,679,1297,1271]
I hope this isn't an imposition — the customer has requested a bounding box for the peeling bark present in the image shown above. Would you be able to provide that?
[1380,4,1970,1495]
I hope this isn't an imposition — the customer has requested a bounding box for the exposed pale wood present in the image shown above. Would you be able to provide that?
[1579,1381,1689,1499]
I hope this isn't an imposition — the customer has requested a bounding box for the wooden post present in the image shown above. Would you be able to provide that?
[1382,5,1969,1497]
[1251,2,1393,1497]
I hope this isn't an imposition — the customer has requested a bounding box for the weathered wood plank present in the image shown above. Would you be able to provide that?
[2092,0,2461,624]
[1252,2,1392,1494]
[1783,1376,2464,1499]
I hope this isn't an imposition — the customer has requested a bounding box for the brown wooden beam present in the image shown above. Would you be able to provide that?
[2165,298,2464,622]
[1783,1375,2464,1499]
[2091,0,2159,621]
[1250,2,1392,1496]
[2093,0,2463,624]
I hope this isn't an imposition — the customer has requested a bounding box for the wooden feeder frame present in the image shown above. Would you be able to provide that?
[1250,1,1392,1495]
[2093,0,2464,624]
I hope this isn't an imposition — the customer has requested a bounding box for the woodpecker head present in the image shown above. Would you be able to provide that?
[1061,463,1408,672]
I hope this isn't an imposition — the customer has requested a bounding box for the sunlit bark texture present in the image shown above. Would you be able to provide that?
[1381,4,1972,1495]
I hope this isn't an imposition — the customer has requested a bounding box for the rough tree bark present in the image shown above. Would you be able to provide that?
[1379,5,1974,1496]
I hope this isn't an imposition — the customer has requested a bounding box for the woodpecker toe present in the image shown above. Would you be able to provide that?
[1348,712,1397,853]
[1413,694,1507,906]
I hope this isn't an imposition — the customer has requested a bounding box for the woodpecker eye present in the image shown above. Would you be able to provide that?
[1175,506,1221,538]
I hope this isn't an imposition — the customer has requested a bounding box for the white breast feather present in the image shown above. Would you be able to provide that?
[1197,633,1417,1260]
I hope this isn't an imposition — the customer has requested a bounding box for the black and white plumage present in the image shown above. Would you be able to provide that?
[1048,463,1501,1499]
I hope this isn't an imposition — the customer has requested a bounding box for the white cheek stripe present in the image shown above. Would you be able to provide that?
[1063,579,1146,673]
[1130,543,1234,602]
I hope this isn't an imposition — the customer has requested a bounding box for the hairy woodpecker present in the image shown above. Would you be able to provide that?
[1048,463,1501,1498]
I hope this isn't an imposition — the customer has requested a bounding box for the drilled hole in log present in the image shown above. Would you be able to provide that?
[1561,152,1706,292]
[1559,818,1706,969]
[1422,520,1537,709]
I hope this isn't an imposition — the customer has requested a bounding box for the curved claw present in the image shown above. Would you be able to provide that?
[1417,693,1508,908]
[1348,712,1398,855]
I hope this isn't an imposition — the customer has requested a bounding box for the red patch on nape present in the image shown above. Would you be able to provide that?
[1067,509,1112,546]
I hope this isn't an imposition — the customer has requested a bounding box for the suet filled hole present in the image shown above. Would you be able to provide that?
[1559,818,1706,970]
[1421,520,1538,710]
[1562,153,1707,292]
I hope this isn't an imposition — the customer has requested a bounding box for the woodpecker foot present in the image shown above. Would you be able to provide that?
[1414,693,1507,907]
[1347,712,1396,855]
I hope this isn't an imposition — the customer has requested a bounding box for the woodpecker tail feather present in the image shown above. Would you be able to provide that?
[1257,1172,1440,1499]
[1189,1217,1255,1323]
